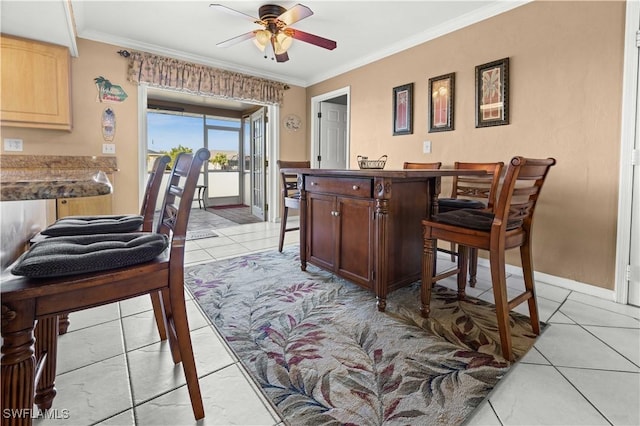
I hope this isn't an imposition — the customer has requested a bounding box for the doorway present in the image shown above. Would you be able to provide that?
[139,87,280,224]
[311,87,350,169]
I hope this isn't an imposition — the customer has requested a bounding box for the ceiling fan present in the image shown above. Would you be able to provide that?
[210,3,337,63]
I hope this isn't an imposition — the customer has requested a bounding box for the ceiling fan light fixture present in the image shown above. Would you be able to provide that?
[253,38,267,52]
[212,3,336,62]
[273,32,293,55]
[255,29,271,46]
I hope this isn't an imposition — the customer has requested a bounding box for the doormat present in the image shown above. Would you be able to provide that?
[211,204,248,210]
[206,206,263,225]
[185,229,218,241]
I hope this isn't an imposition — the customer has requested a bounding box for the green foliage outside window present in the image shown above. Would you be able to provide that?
[210,153,229,169]
[163,145,193,169]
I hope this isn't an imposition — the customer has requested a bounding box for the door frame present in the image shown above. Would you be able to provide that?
[615,0,639,304]
[310,86,351,169]
[137,85,280,223]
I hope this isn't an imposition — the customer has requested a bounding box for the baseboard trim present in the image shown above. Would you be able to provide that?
[476,258,617,302]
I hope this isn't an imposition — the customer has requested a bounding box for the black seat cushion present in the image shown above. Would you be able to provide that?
[433,209,523,231]
[11,232,169,278]
[40,215,144,236]
[438,198,486,213]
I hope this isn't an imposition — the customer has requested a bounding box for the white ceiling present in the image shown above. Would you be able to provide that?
[1,0,528,89]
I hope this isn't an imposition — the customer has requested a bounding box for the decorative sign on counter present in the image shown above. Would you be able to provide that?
[94,76,128,103]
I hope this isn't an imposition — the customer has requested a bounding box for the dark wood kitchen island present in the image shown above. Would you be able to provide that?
[284,168,485,311]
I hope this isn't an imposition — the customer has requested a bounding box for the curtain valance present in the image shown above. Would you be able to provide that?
[126,50,286,105]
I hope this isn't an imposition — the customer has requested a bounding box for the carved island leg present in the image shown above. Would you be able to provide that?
[2,301,37,426]
[298,174,307,272]
[429,177,441,275]
[34,316,58,410]
[421,235,436,318]
[374,184,390,312]
[57,314,69,335]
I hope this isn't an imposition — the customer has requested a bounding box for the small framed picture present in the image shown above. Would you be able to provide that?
[475,57,509,128]
[393,83,413,135]
[428,73,455,132]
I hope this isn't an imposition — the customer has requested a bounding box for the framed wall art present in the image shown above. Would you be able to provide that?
[393,83,413,135]
[475,57,509,128]
[428,73,455,132]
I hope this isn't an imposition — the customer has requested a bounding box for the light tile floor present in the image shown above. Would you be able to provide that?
[34,212,639,425]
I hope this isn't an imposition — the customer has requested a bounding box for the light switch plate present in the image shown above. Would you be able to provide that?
[102,143,116,154]
[4,138,23,151]
[423,140,432,154]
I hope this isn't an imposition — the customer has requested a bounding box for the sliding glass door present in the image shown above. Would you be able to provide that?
[205,117,242,207]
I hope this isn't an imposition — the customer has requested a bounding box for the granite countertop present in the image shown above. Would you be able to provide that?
[0,155,117,201]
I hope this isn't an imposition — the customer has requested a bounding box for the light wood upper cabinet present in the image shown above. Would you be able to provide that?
[0,35,72,130]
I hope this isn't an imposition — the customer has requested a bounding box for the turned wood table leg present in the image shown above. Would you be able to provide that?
[1,301,37,426]
[34,316,58,410]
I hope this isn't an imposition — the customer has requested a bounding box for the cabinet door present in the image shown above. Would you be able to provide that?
[307,192,336,271]
[0,35,72,130]
[336,197,374,288]
[57,195,112,218]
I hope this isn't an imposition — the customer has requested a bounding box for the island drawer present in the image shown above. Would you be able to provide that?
[304,176,372,198]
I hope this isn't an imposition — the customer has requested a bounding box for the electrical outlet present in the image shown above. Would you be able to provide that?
[4,138,23,152]
[423,140,432,154]
[102,143,116,154]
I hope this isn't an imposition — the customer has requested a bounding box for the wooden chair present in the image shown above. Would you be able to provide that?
[40,155,171,336]
[420,156,555,361]
[438,161,504,284]
[277,160,311,252]
[403,161,442,170]
[1,149,210,421]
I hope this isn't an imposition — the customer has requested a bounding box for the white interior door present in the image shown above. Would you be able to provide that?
[318,101,347,169]
[250,107,267,220]
[311,87,350,169]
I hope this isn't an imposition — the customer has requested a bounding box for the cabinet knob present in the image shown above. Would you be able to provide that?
[352,185,359,190]
[311,182,317,186]
[61,200,67,204]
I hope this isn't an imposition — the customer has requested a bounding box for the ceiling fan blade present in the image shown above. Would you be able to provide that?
[286,28,337,50]
[278,4,313,26]
[269,36,290,63]
[209,4,259,23]
[275,51,289,63]
[216,31,256,48]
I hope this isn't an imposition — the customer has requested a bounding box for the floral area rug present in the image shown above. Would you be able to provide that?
[184,246,540,425]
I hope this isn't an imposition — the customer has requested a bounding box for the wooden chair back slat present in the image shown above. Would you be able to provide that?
[403,162,442,170]
[141,155,170,232]
[494,157,555,232]
[450,162,504,210]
